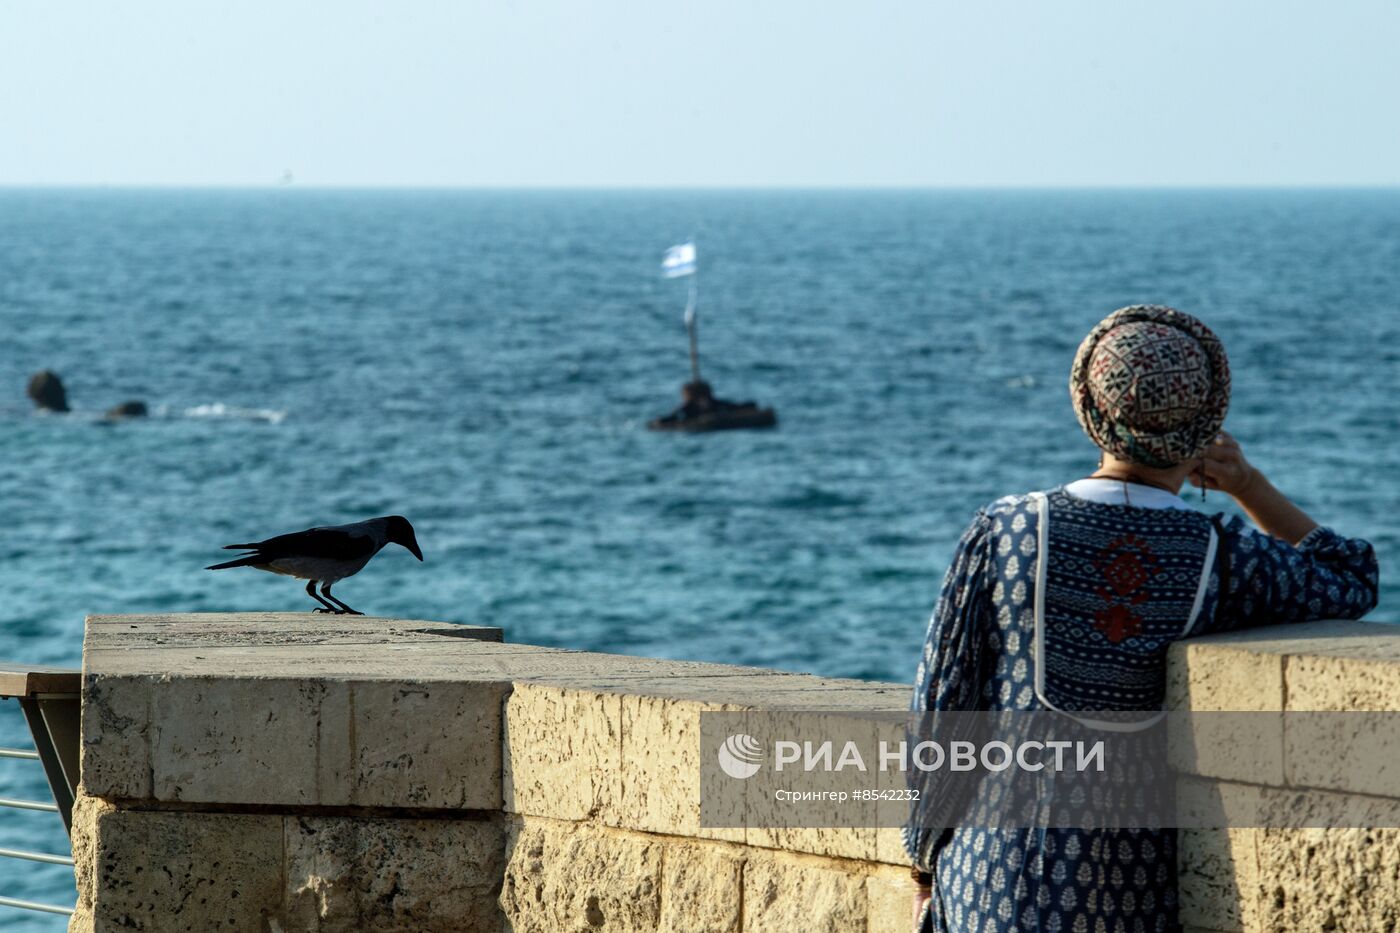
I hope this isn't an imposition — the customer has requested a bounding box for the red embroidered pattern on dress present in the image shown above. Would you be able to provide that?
[1092,534,1160,643]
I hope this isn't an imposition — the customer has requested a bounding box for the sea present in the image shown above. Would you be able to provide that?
[0,188,1396,922]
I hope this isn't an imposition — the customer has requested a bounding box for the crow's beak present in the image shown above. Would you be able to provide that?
[408,539,424,561]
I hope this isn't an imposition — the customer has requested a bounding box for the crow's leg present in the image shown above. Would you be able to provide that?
[321,582,363,616]
[306,580,340,613]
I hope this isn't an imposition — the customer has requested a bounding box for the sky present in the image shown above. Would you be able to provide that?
[1,1,1397,187]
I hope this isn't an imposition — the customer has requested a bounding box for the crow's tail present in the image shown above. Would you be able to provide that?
[206,554,264,571]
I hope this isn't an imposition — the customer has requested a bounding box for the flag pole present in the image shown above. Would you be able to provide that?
[684,271,700,383]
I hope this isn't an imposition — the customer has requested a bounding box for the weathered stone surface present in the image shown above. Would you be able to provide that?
[743,710,881,861]
[73,614,1400,933]
[865,868,914,933]
[79,674,154,799]
[1284,710,1400,799]
[350,680,505,809]
[1174,726,1400,933]
[657,841,743,933]
[500,817,662,932]
[873,714,922,865]
[69,797,283,932]
[84,619,512,808]
[1253,822,1400,932]
[1167,641,1285,786]
[875,826,911,866]
[504,684,621,822]
[149,675,348,805]
[84,613,501,652]
[67,794,106,933]
[741,851,866,933]
[611,691,744,842]
[1172,620,1400,666]
[284,815,504,932]
[1285,651,1400,714]
[1178,822,1257,933]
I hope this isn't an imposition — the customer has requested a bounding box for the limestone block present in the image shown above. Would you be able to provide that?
[876,826,912,866]
[612,691,744,842]
[1175,775,1270,828]
[79,675,154,799]
[1284,710,1400,799]
[873,714,922,865]
[865,867,914,933]
[503,684,621,822]
[747,824,876,865]
[1166,642,1285,712]
[283,815,504,933]
[350,680,506,809]
[500,817,662,933]
[1175,774,1263,931]
[1177,824,1256,933]
[1283,654,1400,797]
[84,613,502,650]
[70,801,283,932]
[67,793,107,933]
[657,841,743,933]
[149,676,350,805]
[1252,822,1400,932]
[743,710,881,861]
[741,851,866,933]
[1167,643,1284,786]
[1285,652,1400,712]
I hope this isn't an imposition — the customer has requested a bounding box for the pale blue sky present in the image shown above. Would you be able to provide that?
[2,1,1396,187]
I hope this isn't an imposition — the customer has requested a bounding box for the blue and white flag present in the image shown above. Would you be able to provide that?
[662,241,697,278]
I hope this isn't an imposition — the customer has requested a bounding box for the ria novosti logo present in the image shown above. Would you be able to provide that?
[717,733,764,779]
[714,733,1109,780]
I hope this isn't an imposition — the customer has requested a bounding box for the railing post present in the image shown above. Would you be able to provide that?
[19,696,79,835]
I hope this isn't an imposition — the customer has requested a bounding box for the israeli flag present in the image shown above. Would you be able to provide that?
[662,241,697,278]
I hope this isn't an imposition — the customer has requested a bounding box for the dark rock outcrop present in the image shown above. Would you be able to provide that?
[106,400,149,419]
[26,370,69,412]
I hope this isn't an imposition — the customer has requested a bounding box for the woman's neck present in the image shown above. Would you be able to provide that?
[1091,454,1193,494]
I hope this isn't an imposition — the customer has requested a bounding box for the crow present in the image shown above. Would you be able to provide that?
[206,516,423,615]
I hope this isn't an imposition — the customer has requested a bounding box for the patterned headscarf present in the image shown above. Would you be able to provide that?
[1070,305,1230,468]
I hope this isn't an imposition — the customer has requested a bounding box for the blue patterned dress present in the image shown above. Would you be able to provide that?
[905,482,1378,933]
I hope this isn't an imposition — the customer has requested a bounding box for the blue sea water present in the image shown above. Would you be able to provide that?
[0,188,1397,921]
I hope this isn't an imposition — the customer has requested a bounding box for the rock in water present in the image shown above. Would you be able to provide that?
[106,400,149,419]
[26,370,69,412]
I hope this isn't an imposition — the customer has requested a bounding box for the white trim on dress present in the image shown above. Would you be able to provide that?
[1029,490,1214,733]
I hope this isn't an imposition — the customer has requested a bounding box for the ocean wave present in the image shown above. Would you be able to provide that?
[168,403,288,424]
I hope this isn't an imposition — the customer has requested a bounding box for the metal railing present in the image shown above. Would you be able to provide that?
[0,663,81,920]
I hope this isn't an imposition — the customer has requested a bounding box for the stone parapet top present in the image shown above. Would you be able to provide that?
[1168,619,1400,713]
[79,614,909,824]
[84,612,504,652]
[1171,619,1400,665]
[83,613,906,706]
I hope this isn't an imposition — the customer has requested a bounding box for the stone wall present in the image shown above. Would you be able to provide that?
[70,614,1400,932]
[1169,620,1400,933]
[70,614,911,932]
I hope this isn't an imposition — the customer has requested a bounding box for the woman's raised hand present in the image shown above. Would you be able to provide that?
[1188,430,1258,499]
[1191,429,1319,544]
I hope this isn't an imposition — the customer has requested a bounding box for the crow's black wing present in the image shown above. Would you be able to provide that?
[221,527,378,561]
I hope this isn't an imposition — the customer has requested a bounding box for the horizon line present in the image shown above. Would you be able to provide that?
[0,182,1398,193]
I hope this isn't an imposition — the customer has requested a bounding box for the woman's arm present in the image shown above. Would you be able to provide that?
[1188,431,1317,544]
[1190,430,1379,632]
